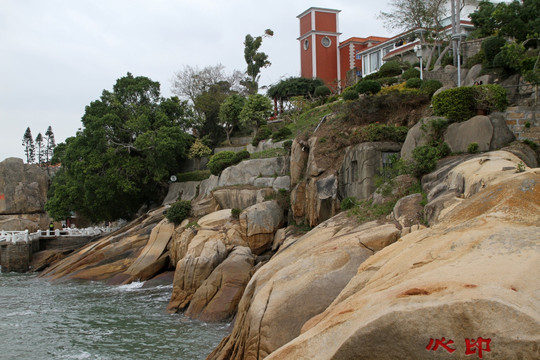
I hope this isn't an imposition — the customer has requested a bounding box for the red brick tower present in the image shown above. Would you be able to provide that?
[297,7,341,89]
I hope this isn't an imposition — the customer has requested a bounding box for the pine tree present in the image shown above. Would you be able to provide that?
[45,126,56,164]
[35,132,45,165]
[22,127,35,163]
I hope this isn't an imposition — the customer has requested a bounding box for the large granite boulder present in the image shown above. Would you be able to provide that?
[339,142,402,200]
[401,117,446,161]
[0,158,50,229]
[218,158,288,188]
[489,112,515,150]
[207,216,398,360]
[444,115,493,153]
[239,200,284,255]
[167,229,227,312]
[212,188,274,210]
[264,168,540,360]
[162,181,199,204]
[291,175,339,227]
[290,139,309,186]
[39,208,166,282]
[185,246,255,322]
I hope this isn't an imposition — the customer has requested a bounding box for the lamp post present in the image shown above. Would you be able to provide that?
[414,44,423,80]
[451,33,466,87]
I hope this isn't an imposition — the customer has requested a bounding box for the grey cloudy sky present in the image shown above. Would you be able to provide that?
[0,0,396,162]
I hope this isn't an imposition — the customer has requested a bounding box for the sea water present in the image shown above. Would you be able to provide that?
[0,272,230,360]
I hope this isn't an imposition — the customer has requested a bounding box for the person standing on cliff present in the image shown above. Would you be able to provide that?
[49,222,54,231]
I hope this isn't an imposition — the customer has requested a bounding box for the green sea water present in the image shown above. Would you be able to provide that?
[0,272,229,360]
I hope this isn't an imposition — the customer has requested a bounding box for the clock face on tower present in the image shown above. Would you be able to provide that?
[321,36,331,48]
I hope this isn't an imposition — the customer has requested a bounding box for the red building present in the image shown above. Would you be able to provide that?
[297,7,388,90]
[297,7,341,90]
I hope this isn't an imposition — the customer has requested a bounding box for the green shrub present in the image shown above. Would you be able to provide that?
[356,80,382,95]
[166,200,192,225]
[342,89,360,100]
[405,78,423,89]
[271,127,293,142]
[410,145,440,178]
[362,72,380,81]
[341,196,358,210]
[523,139,538,151]
[231,208,241,219]
[361,123,409,142]
[437,142,451,158]
[402,68,420,80]
[420,79,443,97]
[207,151,237,175]
[482,36,506,67]
[376,77,400,86]
[432,87,476,122]
[474,84,508,112]
[234,150,250,162]
[314,85,331,98]
[378,60,402,77]
[467,142,479,154]
[252,125,272,146]
[176,170,211,182]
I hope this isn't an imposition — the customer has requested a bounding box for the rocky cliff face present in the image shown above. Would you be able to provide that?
[208,152,539,360]
[0,157,51,231]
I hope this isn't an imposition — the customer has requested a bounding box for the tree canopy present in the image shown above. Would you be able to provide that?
[470,0,540,42]
[45,73,193,222]
[239,94,273,136]
[243,30,273,94]
[219,93,246,145]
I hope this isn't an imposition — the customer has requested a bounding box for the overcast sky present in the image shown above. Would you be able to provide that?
[0,0,397,162]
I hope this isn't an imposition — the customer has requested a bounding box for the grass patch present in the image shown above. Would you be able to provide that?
[288,104,334,138]
[249,148,288,159]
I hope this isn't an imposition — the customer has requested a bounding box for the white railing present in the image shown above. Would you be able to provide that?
[0,227,117,244]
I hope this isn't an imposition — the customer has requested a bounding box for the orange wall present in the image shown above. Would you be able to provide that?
[299,14,311,35]
[301,41,313,78]
[315,34,338,88]
[339,46,350,87]
[315,12,337,33]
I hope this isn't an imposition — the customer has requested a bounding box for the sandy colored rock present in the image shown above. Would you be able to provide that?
[392,193,424,228]
[124,219,174,280]
[290,139,309,186]
[167,230,227,312]
[185,246,255,322]
[239,201,284,255]
[265,169,540,360]
[212,188,273,210]
[207,215,401,360]
[198,209,232,228]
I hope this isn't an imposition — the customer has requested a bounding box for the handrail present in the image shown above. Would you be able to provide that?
[0,227,116,244]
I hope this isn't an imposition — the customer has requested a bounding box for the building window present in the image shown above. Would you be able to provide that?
[321,36,331,48]
[356,52,361,60]
[304,39,309,50]
[369,51,380,73]
[363,55,369,75]
[383,46,393,56]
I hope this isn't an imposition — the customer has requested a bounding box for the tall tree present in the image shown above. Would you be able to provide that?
[35,132,45,165]
[219,93,246,145]
[243,29,273,94]
[44,126,56,165]
[378,0,447,32]
[193,81,233,146]
[22,127,35,164]
[239,94,273,137]
[45,73,193,222]
[171,64,245,105]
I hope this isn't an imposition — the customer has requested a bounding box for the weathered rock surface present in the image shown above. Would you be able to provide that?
[167,230,227,312]
[401,118,444,161]
[264,168,540,360]
[218,158,287,188]
[339,142,402,200]
[0,158,51,230]
[422,151,527,225]
[212,188,274,210]
[444,115,493,153]
[292,174,340,227]
[40,208,166,282]
[392,193,424,228]
[489,112,516,150]
[207,215,400,360]
[239,201,284,255]
[124,219,174,281]
[185,246,255,322]
[289,139,309,186]
[162,181,199,204]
